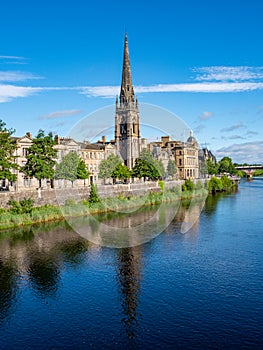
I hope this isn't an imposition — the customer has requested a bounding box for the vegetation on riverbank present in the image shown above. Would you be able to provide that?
[207,175,238,193]
[0,176,239,231]
[0,181,208,231]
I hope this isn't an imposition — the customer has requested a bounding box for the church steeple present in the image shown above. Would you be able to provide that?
[115,34,141,169]
[120,34,135,106]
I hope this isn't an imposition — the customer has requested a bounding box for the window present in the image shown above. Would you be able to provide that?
[22,148,29,157]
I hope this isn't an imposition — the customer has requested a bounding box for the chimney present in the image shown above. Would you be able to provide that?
[26,132,32,138]
[102,136,106,143]
[55,135,60,144]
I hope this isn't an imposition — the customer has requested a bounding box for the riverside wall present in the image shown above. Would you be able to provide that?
[0,179,207,208]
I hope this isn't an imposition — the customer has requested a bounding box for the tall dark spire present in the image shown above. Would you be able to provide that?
[120,33,135,106]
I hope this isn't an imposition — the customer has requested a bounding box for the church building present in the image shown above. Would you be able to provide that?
[115,34,141,169]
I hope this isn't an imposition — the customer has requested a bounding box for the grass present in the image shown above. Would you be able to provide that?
[0,185,209,231]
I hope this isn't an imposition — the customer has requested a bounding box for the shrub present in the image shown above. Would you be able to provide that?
[8,197,34,215]
[208,177,223,193]
[195,181,203,190]
[221,175,233,190]
[20,198,34,214]
[182,179,195,192]
[88,183,100,203]
[158,180,165,192]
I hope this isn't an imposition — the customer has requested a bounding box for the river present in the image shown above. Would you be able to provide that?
[0,179,263,349]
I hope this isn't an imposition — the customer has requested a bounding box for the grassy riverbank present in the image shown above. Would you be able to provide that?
[0,186,208,231]
[0,176,238,231]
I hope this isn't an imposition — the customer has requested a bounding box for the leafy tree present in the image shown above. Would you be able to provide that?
[155,159,165,178]
[208,176,223,193]
[77,159,90,186]
[131,158,159,181]
[132,148,164,181]
[98,154,122,183]
[0,119,19,185]
[218,157,236,175]
[112,163,131,182]
[23,130,57,188]
[88,183,100,203]
[55,151,89,187]
[167,159,177,178]
[206,159,218,175]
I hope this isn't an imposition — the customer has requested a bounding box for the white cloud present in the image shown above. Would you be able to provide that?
[0,84,43,102]
[79,82,263,98]
[40,109,82,119]
[0,55,27,65]
[246,130,258,136]
[222,134,245,140]
[220,122,245,133]
[194,66,263,81]
[0,71,41,82]
[216,141,263,164]
[199,111,213,120]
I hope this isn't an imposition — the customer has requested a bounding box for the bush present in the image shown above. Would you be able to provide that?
[195,181,203,190]
[88,183,100,203]
[182,179,195,192]
[208,177,223,193]
[158,180,165,192]
[220,175,233,190]
[0,208,6,214]
[8,197,34,214]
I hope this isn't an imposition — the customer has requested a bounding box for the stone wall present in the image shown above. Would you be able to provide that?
[0,179,207,209]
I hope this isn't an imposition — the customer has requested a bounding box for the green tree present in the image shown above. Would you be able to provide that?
[208,176,223,193]
[218,156,236,175]
[88,183,100,203]
[77,159,90,186]
[206,159,218,175]
[132,148,164,181]
[98,154,122,183]
[23,130,57,189]
[154,159,165,178]
[112,163,131,182]
[167,159,177,178]
[132,158,159,181]
[55,151,89,187]
[0,119,18,185]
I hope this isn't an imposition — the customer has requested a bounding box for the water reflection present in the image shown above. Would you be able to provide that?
[0,259,18,325]
[0,197,223,333]
[117,247,142,342]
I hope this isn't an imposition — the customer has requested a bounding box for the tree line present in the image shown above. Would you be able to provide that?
[0,121,89,189]
[0,120,178,189]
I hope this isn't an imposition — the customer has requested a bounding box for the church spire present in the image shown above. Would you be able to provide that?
[120,33,135,106]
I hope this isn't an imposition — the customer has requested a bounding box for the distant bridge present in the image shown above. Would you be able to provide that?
[235,165,263,178]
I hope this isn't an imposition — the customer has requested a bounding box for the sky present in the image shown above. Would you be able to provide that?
[1,0,263,163]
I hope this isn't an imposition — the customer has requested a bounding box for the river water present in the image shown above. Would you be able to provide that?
[0,179,262,349]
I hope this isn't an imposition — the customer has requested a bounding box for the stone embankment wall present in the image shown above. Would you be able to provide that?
[0,179,207,208]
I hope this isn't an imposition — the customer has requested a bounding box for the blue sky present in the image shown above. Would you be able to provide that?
[1,0,263,163]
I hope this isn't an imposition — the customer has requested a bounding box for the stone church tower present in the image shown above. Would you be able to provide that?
[115,34,141,169]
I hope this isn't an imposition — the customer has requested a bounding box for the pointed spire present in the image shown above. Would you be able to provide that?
[120,33,135,106]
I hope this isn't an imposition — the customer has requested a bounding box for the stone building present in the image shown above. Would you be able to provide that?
[149,132,199,180]
[115,34,141,169]
[173,132,199,179]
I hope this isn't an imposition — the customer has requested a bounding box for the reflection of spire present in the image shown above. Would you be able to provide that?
[28,252,60,297]
[116,246,142,341]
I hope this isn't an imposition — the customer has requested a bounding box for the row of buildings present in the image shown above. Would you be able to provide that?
[3,34,215,192]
